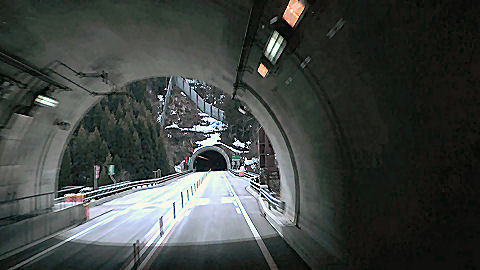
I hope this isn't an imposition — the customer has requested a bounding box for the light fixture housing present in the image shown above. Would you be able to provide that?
[264,30,287,64]
[283,0,307,28]
[34,95,58,107]
[257,63,269,78]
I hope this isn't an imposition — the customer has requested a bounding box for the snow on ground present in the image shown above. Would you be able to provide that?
[165,112,225,133]
[185,78,196,85]
[195,133,222,150]
[165,123,179,129]
[165,111,249,155]
[157,95,164,102]
[244,157,258,165]
[171,110,177,115]
[220,143,248,154]
[174,160,185,172]
[233,139,245,148]
[180,92,186,97]
[244,157,258,170]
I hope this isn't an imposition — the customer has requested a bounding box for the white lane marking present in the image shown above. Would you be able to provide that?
[8,173,200,270]
[8,208,129,270]
[222,173,278,270]
[124,173,207,269]
[136,172,210,270]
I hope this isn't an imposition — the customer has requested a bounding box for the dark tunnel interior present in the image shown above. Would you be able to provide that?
[193,150,228,171]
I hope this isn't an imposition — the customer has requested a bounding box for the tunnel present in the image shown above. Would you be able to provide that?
[189,146,231,172]
[0,0,478,268]
[193,150,228,171]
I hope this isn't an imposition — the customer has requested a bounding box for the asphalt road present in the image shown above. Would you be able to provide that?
[1,171,308,269]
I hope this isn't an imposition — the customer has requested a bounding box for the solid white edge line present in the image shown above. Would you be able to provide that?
[223,173,279,270]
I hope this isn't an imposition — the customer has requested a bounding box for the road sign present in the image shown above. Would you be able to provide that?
[232,155,241,160]
[108,165,115,175]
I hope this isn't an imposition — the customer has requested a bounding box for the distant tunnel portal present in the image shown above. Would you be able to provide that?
[193,150,228,171]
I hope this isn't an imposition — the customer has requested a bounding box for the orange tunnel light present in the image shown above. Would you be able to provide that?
[283,0,306,28]
[257,63,269,78]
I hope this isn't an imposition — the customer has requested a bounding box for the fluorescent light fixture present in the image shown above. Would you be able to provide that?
[264,31,287,64]
[34,95,58,107]
[283,0,307,28]
[257,63,269,78]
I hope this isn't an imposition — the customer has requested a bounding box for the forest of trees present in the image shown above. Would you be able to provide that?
[58,80,171,189]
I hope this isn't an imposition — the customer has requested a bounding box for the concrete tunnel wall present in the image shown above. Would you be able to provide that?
[189,146,231,171]
[0,0,478,268]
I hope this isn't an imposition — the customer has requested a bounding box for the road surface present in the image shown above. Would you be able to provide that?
[1,171,308,269]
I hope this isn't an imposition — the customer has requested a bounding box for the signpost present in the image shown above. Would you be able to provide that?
[94,165,100,190]
[232,155,241,169]
[153,169,161,178]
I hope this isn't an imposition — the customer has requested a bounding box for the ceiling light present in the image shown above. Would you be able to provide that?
[283,0,307,28]
[257,63,269,78]
[34,95,58,107]
[264,31,287,64]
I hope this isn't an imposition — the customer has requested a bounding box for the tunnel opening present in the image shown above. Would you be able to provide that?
[193,150,228,171]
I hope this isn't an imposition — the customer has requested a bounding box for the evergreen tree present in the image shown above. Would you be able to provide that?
[58,78,172,189]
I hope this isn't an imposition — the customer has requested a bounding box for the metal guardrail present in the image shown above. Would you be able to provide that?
[56,186,84,196]
[0,186,84,206]
[129,170,210,268]
[244,171,259,178]
[54,170,194,204]
[228,169,284,211]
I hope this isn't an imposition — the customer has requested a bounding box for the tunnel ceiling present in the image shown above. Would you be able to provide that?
[0,0,478,268]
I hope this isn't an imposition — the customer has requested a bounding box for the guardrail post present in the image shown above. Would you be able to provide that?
[173,201,176,219]
[84,203,90,220]
[187,190,189,201]
[181,192,184,208]
[191,186,193,194]
[133,240,140,267]
[159,216,164,236]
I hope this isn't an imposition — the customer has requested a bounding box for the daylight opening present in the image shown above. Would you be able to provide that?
[58,76,280,196]
[193,150,228,171]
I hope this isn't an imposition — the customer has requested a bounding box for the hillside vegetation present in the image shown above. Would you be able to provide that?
[58,80,171,188]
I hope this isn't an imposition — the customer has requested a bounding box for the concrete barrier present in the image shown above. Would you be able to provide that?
[0,204,85,256]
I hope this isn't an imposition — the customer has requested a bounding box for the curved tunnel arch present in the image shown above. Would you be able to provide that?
[189,146,231,171]
[0,0,477,268]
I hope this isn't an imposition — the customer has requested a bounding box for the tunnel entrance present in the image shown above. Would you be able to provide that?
[193,150,228,171]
